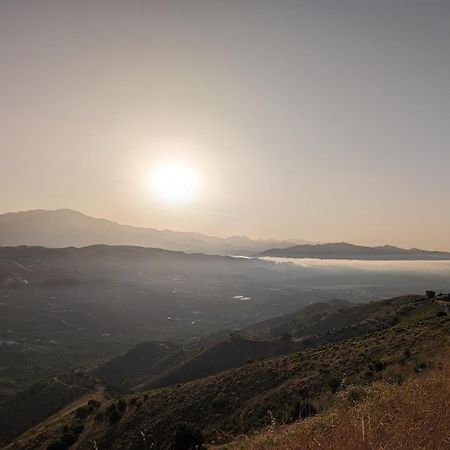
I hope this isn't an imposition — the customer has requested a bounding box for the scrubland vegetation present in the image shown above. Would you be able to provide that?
[225,353,450,450]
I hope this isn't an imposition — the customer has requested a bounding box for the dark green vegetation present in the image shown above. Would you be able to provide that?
[258,241,450,260]
[4,293,449,449]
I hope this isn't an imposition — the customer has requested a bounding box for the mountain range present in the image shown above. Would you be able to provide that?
[0,209,309,255]
[258,242,450,260]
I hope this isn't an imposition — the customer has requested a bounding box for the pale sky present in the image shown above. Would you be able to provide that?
[1,0,450,250]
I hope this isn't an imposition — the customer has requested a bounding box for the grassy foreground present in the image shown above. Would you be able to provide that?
[223,352,450,450]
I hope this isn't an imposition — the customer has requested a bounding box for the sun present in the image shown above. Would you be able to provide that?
[151,162,199,204]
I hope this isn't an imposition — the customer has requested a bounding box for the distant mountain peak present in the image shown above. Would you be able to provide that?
[0,209,312,255]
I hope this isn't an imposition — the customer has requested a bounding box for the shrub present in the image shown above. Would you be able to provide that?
[60,431,77,447]
[88,399,101,409]
[345,386,366,403]
[212,392,227,408]
[369,360,385,372]
[107,403,117,413]
[74,405,90,420]
[415,361,429,372]
[436,311,447,317]
[117,398,127,412]
[46,441,65,450]
[283,399,317,423]
[109,410,122,424]
[72,424,84,435]
[325,376,342,393]
[174,422,204,450]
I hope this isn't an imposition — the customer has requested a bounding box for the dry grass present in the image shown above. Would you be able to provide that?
[225,354,450,450]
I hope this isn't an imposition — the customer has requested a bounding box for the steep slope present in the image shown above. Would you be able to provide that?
[93,295,440,392]
[0,372,97,446]
[142,335,304,390]
[243,299,352,338]
[7,297,448,449]
[0,209,305,255]
[225,354,450,450]
[258,242,450,260]
[93,341,184,388]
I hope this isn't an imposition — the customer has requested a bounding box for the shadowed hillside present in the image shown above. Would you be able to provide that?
[92,295,442,392]
[5,295,448,449]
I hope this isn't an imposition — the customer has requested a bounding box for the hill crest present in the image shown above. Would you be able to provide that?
[258,242,450,260]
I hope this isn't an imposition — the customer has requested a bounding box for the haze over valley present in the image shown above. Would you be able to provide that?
[1,1,450,449]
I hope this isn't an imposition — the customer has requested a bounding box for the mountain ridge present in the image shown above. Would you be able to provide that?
[0,209,311,255]
[257,241,450,260]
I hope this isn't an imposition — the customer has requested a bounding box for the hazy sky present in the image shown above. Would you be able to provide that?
[1,0,450,249]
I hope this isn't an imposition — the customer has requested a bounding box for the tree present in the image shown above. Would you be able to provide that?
[426,290,436,299]
[174,422,204,450]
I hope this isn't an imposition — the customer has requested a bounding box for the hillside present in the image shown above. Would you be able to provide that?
[0,245,322,402]
[93,295,440,392]
[243,299,353,338]
[258,242,450,260]
[0,372,98,446]
[94,300,351,391]
[5,295,449,449]
[8,243,445,414]
[224,353,450,449]
[0,209,306,255]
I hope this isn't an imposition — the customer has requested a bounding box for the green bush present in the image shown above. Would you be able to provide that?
[109,410,122,424]
[369,360,385,372]
[283,399,317,423]
[212,392,227,408]
[46,441,65,450]
[88,399,101,409]
[60,431,77,447]
[117,398,127,412]
[325,375,342,393]
[72,424,84,435]
[74,405,91,420]
[174,422,204,450]
[107,403,117,413]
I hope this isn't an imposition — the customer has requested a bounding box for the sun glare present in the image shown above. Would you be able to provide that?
[151,162,199,204]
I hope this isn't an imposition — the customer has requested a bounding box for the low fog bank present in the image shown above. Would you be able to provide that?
[260,257,450,275]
